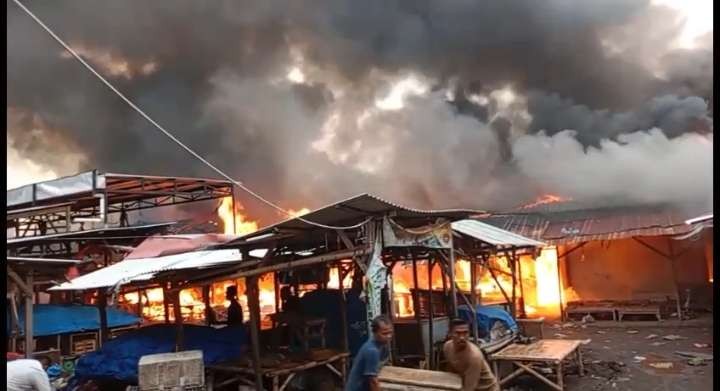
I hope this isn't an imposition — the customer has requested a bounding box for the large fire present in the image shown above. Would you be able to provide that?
[389,247,568,319]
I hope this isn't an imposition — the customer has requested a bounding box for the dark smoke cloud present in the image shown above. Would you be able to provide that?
[6,0,713,223]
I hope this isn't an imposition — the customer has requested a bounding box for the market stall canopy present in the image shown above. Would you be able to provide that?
[49,249,242,291]
[451,219,545,249]
[125,234,238,259]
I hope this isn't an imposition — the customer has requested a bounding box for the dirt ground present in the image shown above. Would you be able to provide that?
[501,315,714,391]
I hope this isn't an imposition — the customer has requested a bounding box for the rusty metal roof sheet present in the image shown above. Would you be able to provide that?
[452,219,545,248]
[482,205,701,245]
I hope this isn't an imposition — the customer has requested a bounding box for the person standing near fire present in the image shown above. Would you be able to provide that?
[443,318,500,391]
[225,285,244,325]
[345,315,393,391]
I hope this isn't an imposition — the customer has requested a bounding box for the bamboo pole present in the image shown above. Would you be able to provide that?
[98,289,109,346]
[470,260,478,342]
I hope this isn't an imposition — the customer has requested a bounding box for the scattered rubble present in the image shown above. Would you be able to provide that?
[662,335,687,341]
[645,334,658,339]
[674,351,713,361]
[626,330,639,334]
[649,362,673,369]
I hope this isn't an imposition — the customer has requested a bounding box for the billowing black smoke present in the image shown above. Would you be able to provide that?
[7,0,713,223]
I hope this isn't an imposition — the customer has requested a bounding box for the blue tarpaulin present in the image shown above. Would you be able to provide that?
[457,304,519,337]
[9,304,141,337]
[299,289,368,357]
[74,324,248,383]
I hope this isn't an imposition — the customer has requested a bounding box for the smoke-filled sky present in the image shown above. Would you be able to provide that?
[7,0,713,223]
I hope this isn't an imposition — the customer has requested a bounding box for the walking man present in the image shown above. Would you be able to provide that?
[345,315,393,391]
[443,318,500,391]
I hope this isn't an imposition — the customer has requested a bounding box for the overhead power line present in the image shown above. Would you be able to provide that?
[12,0,371,231]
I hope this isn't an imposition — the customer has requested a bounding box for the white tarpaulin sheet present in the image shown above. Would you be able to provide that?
[50,249,242,291]
[7,171,105,207]
[365,236,386,324]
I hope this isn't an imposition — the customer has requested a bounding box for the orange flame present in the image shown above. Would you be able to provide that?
[218,197,258,235]
[283,207,311,219]
[519,194,572,210]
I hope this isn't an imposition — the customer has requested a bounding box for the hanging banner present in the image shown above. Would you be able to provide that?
[365,235,386,325]
[382,217,452,249]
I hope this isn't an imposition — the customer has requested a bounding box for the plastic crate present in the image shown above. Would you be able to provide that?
[138,350,204,390]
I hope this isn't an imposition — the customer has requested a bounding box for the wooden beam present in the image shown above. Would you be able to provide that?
[336,230,355,250]
[339,265,349,354]
[427,259,435,369]
[8,267,33,297]
[247,276,264,391]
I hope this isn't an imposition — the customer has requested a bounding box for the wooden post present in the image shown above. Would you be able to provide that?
[163,285,171,324]
[136,289,143,318]
[470,259,479,343]
[247,276,264,391]
[98,289,109,346]
[427,260,435,369]
[339,266,349,354]
[411,257,425,364]
[448,247,458,317]
[509,251,517,318]
[173,286,185,351]
[667,238,683,321]
[203,285,212,325]
[556,248,565,321]
[517,253,527,318]
[24,274,34,358]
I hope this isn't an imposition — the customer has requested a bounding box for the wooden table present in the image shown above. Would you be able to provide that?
[206,348,348,391]
[490,339,584,391]
[378,366,462,391]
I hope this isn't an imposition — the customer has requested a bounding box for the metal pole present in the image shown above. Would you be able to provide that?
[173,286,185,351]
[555,247,565,321]
[667,238,683,321]
[230,189,237,235]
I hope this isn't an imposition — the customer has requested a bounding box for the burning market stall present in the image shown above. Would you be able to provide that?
[167,193,480,390]
[483,204,714,322]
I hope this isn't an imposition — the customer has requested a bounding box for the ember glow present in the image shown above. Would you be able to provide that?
[218,196,259,236]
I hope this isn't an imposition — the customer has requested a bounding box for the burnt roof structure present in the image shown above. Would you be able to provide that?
[7,170,234,237]
[482,204,707,245]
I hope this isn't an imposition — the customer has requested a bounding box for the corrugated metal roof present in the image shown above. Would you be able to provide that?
[451,219,545,247]
[686,214,713,225]
[50,249,242,291]
[220,193,485,247]
[481,205,701,245]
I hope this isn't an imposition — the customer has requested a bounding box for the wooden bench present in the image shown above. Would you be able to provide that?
[617,305,662,321]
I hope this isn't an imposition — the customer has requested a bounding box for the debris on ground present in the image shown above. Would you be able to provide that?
[693,343,710,348]
[650,341,668,347]
[554,333,568,338]
[633,356,646,362]
[582,314,595,324]
[645,334,658,339]
[626,330,639,334]
[580,339,592,345]
[674,351,713,361]
[596,330,606,335]
[663,334,687,341]
[687,358,709,366]
[648,362,673,369]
